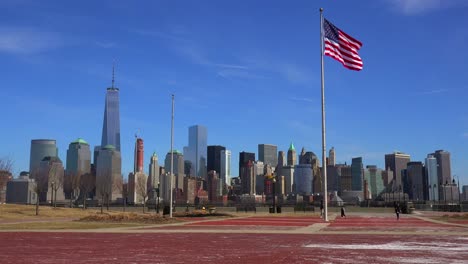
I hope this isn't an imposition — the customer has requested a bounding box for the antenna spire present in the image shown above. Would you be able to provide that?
[112,60,115,88]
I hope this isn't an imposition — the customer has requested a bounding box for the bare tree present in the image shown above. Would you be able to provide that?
[115,176,128,212]
[96,169,114,213]
[48,164,64,208]
[31,169,48,216]
[135,173,149,213]
[80,172,95,210]
[64,171,82,208]
[0,157,14,173]
[0,157,14,204]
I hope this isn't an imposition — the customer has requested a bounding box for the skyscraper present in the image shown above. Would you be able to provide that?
[405,162,427,200]
[425,154,439,201]
[66,138,91,175]
[258,144,278,167]
[183,125,207,179]
[134,138,144,173]
[38,156,65,203]
[207,170,219,202]
[240,160,255,195]
[329,147,336,166]
[164,150,185,190]
[148,152,160,190]
[29,139,58,174]
[385,152,410,190]
[207,145,226,174]
[101,67,121,152]
[294,164,313,195]
[220,149,231,187]
[239,151,255,178]
[96,145,122,201]
[432,150,452,185]
[351,157,364,191]
[364,165,385,199]
[65,138,91,199]
[287,142,296,166]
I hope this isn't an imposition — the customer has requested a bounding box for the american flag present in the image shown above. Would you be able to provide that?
[323,19,363,71]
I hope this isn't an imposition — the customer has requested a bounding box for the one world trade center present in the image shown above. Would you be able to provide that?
[101,66,121,151]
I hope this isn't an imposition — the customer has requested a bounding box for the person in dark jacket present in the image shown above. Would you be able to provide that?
[340,206,346,218]
[395,202,400,220]
[320,200,324,217]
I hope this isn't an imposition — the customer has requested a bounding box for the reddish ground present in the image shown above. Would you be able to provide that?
[0,232,467,263]
[325,216,468,233]
[185,216,322,227]
[1,215,467,263]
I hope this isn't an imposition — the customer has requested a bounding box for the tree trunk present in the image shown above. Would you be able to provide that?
[83,196,86,210]
[106,195,109,211]
[54,188,57,208]
[100,197,104,214]
[142,198,145,213]
[70,194,73,208]
[35,195,39,216]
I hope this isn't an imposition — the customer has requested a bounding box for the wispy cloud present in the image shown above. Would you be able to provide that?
[463,133,468,138]
[217,69,262,80]
[419,89,449,95]
[244,57,313,85]
[0,27,62,54]
[289,97,315,103]
[387,0,468,15]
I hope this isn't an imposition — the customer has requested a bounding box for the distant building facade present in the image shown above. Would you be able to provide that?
[6,174,37,204]
[351,157,364,191]
[220,149,231,189]
[425,154,439,201]
[29,139,58,174]
[294,164,312,195]
[385,152,410,190]
[287,143,296,166]
[101,84,121,152]
[328,147,336,166]
[96,145,121,201]
[258,144,278,168]
[183,125,207,179]
[164,150,185,190]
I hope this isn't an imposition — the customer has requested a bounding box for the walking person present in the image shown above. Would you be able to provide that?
[340,206,346,218]
[320,200,324,218]
[395,202,400,220]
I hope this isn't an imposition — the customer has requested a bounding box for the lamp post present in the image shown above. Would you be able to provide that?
[451,179,455,205]
[272,177,276,213]
[155,182,160,214]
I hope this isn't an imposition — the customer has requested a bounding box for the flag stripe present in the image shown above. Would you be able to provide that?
[325,48,363,67]
[324,51,363,70]
[338,31,362,49]
[324,50,363,70]
[323,18,363,71]
[325,39,361,60]
[324,42,363,66]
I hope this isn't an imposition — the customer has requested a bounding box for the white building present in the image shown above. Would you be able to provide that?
[425,154,439,201]
[220,149,231,187]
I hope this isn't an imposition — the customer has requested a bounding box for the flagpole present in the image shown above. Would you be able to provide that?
[170,94,174,218]
[320,8,328,222]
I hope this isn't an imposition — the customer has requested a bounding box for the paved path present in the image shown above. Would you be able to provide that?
[1,213,467,263]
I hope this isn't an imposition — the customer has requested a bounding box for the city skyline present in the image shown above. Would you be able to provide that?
[0,1,467,186]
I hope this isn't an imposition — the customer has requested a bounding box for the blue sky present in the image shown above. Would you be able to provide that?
[0,0,467,186]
